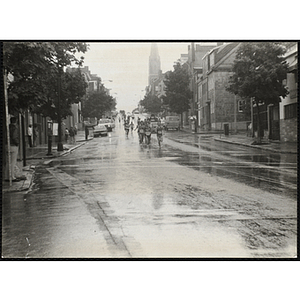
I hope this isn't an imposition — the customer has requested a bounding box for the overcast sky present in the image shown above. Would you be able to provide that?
[80,42,190,113]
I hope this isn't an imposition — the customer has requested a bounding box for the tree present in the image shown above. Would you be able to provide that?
[34,68,87,121]
[3,42,53,114]
[82,90,116,120]
[3,42,88,150]
[163,63,192,122]
[226,42,289,143]
[139,94,162,114]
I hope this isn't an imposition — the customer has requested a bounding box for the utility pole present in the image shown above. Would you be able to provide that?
[57,67,64,151]
[21,114,26,166]
[3,69,12,186]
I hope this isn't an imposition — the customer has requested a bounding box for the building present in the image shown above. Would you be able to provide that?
[148,43,161,87]
[185,43,219,128]
[197,42,251,132]
[147,43,163,98]
[279,43,298,142]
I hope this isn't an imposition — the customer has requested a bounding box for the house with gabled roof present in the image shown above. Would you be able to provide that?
[196,42,251,132]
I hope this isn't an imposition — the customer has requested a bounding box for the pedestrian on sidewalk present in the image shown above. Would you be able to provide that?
[65,128,69,142]
[69,127,75,144]
[33,124,38,147]
[85,125,89,140]
[27,124,33,147]
[4,117,20,182]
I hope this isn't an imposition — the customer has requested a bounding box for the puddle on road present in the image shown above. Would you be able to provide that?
[48,138,297,200]
[150,146,297,199]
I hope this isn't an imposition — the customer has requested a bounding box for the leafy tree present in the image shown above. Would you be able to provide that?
[3,42,88,149]
[226,42,288,143]
[34,68,87,121]
[163,63,192,117]
[82,90,116,120]
[140,94,162,114]
[3,42,53,114]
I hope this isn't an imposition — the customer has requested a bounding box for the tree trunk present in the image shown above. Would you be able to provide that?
[181,113,183,129]
[255,99,262,144]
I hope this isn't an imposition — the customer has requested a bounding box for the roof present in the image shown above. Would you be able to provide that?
[215,42,239,64]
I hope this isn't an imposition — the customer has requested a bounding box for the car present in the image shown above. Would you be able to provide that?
[164,115,180,131]
[93,123,108,137]
[99,118,113,132]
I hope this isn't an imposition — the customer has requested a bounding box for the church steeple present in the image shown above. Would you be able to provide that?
[148,43,161,85]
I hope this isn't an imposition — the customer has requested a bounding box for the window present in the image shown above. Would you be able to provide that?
[88,82,94,91]
[284,103,297,119]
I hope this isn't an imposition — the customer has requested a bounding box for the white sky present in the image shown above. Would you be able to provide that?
[79,42,190,113]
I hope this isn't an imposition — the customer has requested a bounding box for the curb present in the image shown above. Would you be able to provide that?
[43,141,86,165]
[2,170,34,193]
[3,142,87,193]
[166,135,296,155]
[177,128,297,155]
[214,138,297,154]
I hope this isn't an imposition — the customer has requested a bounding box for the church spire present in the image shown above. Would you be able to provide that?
[149,43,161,85]
[150,43,159,58]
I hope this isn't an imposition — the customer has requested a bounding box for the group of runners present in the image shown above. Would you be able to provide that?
[123,117,163,147]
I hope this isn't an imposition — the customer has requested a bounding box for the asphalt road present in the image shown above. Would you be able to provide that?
[2,118,297,258]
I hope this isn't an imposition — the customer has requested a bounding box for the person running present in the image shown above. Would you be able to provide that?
[130,122,134,132]
[124,121,130,137]
[156,121,163,147]
[135,121,145,144]
[145,121,152,145]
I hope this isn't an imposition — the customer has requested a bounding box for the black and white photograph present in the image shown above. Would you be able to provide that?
[2,41,297,259]
[1,2,299,299]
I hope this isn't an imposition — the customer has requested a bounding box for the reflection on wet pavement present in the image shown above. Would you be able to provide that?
[2,125,297,258]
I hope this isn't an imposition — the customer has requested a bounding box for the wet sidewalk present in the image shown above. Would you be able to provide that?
[26,130,93,160]
[2,131,93,193]
[180,126,298,154]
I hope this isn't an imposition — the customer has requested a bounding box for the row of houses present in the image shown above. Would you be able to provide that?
[147,42,298,142]
[188,42,298,142]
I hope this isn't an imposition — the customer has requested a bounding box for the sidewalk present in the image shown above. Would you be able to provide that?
[181,125,297,154]
[2,131,93,193]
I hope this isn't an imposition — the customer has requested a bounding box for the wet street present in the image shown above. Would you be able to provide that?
[2,118,297,258]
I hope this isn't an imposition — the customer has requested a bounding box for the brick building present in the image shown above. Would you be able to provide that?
[197,43,251,132]
[279,43,298,142]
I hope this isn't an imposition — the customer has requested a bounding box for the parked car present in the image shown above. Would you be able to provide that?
[93,123,108,137]
[164,115,180,131]
[99,118,113,132]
